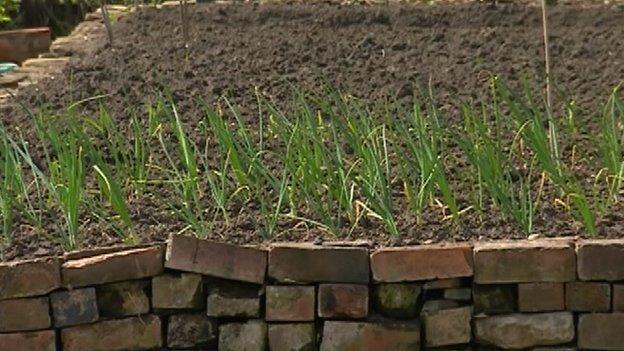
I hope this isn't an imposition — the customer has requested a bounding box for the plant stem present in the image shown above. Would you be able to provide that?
[101,0,114,46]
[540,0,552,114]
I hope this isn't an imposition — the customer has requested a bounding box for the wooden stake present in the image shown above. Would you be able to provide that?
[179,0,189,49]
[101,0,114,46]
[540,0,552,114]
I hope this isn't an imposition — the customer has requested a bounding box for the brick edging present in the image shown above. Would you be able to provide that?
[0,235,623,350]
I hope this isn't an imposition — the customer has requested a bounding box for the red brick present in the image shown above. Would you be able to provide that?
[219,320,267,351]
[474,312,574,349]
[167,313,217,349]
[0,258,60,299]
[423,278,466,290]
[0,28,51,64]
[50,288,99,327]
[266,286,315,322]
[614,284,624,312]
[373,283,421,319]
[320,321,420,351]
[565,282,611,312]
[0,330,56,351]
[518,283,564,312]
[206,281,262,318]
[62,246,164,288]
[61,315,161,351]
[578,313,624,350]
[318,284,368,319]
[166,235,266,284]
[96,280,150,318]
[152,273,204,309]
[268,323,316,351]
[371,244,473,282]
[473,284,516,314]
[423,306,472,347]
[0,297,50,332]
[63,243,160,260]
[474,240,576,283]
[269,244,369,284]
[577,239,624,281]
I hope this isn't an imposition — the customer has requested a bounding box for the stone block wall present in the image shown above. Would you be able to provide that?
[0,235,623,350]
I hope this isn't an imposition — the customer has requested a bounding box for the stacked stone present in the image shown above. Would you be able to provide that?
[1,235,624,350]
[473,239,624,350]
[576,240,624,350]
[0,246,164,350]
[370,244,474,350]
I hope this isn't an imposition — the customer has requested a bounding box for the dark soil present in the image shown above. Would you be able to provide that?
[3,2,624,261]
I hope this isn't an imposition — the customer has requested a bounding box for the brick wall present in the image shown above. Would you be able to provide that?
[0,235,623,350]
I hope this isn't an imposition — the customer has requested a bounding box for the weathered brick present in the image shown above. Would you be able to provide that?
[473,284,516,314]
[320,321,420,351]
[96,280,150,318]
[474,240,576,283]
[266,286,315,322]
[166,234,266,284]
[423,278,466,290]
[219,320,267,351]
[614,284,624,312]
[269,244,369,284]
[371,244,473,282]
[0,297,50,332]
[423,306,472,347]
[50,288,99,327]
[0,258,60,299]
[206,281,262,318]
[62,246,164,288]
[0,330,56,351]
[443,287,472,301]
[565,282,611,312]
[318,284,368,319]
[0,27,51,64]
[61,315,161,351]
[474,312,574,349]
[152,272,204,309]
[518,283,564,312]
[374,283,421,319]
[268,323,316,351]
[577,239,624,281]
[421,299,461,314]
[63,243,158,260]
[578,313,624,350]
[167,313,217,349]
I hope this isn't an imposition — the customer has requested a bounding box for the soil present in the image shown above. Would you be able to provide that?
[3,2,624,261]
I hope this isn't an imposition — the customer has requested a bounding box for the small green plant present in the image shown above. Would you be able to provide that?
[0,0,20,23]
[494,78,596,235]
[598,85,624,207]
[394,100,458,224]
[459,103,535,233]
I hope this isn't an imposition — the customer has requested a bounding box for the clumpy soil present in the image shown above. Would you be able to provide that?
[3,2,624,260]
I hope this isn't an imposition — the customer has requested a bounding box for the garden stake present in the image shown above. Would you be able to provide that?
[101,0,114,46]
[180,0,189,49]
[540,0,552,113]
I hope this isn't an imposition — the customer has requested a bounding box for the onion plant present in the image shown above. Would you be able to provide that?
[598,85,624,207]
[459,103,534,233]
[494,78,596,235]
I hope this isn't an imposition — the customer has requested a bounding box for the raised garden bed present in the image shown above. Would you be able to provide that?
[1,3,624,258]
[0,234,623,350]
[1,1,624,350]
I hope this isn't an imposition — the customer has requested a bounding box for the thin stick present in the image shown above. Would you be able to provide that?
[540,0,552,114]
[101,0,114,46]
[540,0,559,166]
[179,0,189,49]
